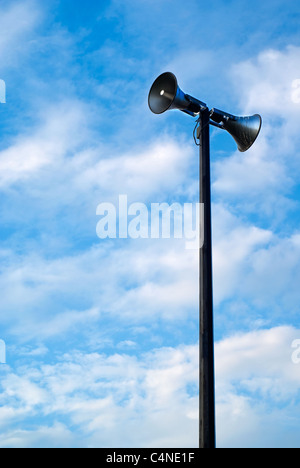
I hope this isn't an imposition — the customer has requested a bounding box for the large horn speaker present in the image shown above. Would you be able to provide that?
[148,72,206,117]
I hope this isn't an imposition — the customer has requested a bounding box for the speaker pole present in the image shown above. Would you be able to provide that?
[148,71,262,449]
[198,108,216,449]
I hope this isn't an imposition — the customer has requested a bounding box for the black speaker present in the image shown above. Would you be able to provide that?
[210,108,262,152]
[148,72,206,117]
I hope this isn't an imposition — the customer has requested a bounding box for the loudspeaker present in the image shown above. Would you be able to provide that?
[148,72,206,117]
[210,108,262,152]
[148,72,262,152]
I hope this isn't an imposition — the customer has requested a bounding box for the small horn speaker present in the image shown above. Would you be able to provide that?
[210,108,262,152]
[148,72,206,117]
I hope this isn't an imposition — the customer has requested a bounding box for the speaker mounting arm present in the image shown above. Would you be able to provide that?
[209,119,225,130]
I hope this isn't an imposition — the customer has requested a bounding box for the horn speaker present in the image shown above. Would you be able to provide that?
[148,72,206,117]
[210,108,262,153]
[148,72,262,152]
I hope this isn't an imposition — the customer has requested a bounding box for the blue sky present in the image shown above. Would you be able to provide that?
[1,0,300,448]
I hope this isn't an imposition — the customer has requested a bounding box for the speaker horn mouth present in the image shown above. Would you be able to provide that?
[148,72,178,114]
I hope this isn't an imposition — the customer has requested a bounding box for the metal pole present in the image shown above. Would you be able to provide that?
[198,108,216,448]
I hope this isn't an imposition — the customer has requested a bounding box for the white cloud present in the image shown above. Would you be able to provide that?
[0,99,94,188]
[212,46,300,221]
[209,45,300,319]
[2,325,300,448]
[212,139,292,199]
[211,201,300,318]
[0,240,198,341]
[71,137,196,202]
[212,204,272,305]
[242,233,300,312]
[2,374,47,407]
[215,326,300,448]
[231,46,300,117]
[0,344,198,448]
[0,422,74,449]
[0,1,41,65]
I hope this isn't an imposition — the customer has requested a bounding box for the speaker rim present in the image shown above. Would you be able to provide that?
[148,72,178,114]
[238,114,263,152]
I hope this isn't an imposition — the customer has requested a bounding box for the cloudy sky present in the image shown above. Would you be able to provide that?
[0,0,300,448]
